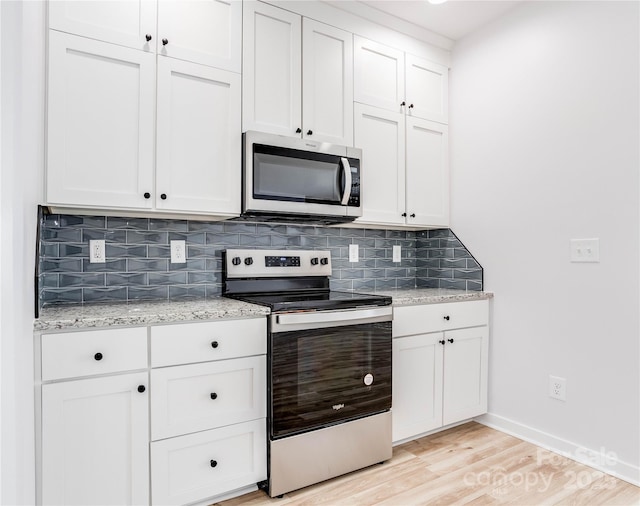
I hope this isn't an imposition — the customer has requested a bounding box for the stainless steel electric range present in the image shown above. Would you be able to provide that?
[223,249,393,498]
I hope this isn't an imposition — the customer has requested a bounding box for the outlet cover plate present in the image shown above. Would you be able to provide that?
[170,240,186,264]
[549,375,566,401]
[570,238,599,263]
[392,245,401,263]
[348,244,359,263]
[89,240,106,264]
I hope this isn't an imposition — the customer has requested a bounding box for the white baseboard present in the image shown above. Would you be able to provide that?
[476,413,640,487]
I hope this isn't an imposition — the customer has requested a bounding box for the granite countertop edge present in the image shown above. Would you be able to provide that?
[34,289,494,332]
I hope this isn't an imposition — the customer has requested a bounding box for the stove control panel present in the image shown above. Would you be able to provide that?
[226,249,332,278]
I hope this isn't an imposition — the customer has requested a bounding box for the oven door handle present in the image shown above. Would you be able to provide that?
[276,306,392,327]
[340,157,352,206]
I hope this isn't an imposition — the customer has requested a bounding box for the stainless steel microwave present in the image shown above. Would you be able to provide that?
[242,131,362,223]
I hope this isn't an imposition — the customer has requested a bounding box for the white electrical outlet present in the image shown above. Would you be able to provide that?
[89,240,106,264]
[348,244,359,263]
[549,375,566,401]
[392,245,401,263]
[170,240,186,264]
[570,238,600,263]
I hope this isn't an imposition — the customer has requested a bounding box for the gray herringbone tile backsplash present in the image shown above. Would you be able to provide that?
[38,214,482,306]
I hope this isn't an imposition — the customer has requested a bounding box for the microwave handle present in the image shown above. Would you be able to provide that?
[340,157,352,206]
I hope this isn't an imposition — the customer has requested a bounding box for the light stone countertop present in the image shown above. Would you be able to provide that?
[34,297,270,332]
[34,289,493,332]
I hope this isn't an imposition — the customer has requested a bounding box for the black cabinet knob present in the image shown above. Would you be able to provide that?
[401,212,407,217]
[160,193,167,200]
[310,257,319,265]
[409,103,414,109]
[145,34,152,42]
[94,352,103,361]
[210,460,218,468]
[162,38,169,46]
[410,213,416,218]
[137,385,146,393]
[306,130,313,135]
[448,338,454,343]
[144,192,151,199]
[210,392,218,400]
[211,341,219,349]
[231,257,241,266]
[443,315,450,321]
[320,257,329,265]
[400,101,406,107]
[439,340,445,345]
[295,127,302,133]
[244,257,253,266]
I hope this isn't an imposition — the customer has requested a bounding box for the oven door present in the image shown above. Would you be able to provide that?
[269,307,392,439]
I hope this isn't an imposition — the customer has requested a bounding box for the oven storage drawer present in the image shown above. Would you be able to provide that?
[150,318,266,367]
[41,327,148,381]
[393,300,489,337]
[151,356,266,440]
[150,419,267,506]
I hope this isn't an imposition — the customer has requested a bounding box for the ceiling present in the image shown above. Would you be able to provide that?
[358,0,522,41]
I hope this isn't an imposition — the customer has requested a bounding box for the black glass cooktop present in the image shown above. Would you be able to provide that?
[227,290,391,313]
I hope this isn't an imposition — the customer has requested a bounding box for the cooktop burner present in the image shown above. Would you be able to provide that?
[222,249,392,313]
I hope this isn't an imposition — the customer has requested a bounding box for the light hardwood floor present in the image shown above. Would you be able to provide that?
[215,422,639,506]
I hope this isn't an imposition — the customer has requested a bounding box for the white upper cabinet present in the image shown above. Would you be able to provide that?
[354,36,404,113]
[405,54,448,124]
[302,18,353,145]
[47,31,156,210]
[48,0,157,51]
[243,1,302,137]
[156,58,241,214]
[355,36,449,125]
[157,0,242,72]
[243,2,353,145]
[49,0,242,71]
[405,117,449,227]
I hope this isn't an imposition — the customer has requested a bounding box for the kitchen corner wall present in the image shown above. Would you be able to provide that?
[37,213,482,307]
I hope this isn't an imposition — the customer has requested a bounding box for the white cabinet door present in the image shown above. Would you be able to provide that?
[442,326,489,426]
[405,117,449,227]
[157,0,242,72]
[41,373,149,506]
[48,0,157,51]
[302,19,353,145]
[151,419,267,506]
[155,57,241,215]
[392,333,443,442]
[354,36,404,113]
[354,103,405,226]
[47,31,155,210]
[242,1,301,137]
[405,54,448,124]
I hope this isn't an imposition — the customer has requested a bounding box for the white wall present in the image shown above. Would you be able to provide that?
[451,1,639,483]
[0,1,45,503]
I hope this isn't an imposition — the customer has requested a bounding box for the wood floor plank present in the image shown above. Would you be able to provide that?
[213,423,640,506]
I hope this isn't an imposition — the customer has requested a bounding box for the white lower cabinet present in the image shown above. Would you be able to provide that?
[41,372,150,506]
[392,301,489,443]
[150,419,267,506]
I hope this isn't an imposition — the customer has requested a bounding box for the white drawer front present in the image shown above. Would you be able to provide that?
[150,318,266,367]
[150,419,267,506]
[151,356,266,440]
[41,327,148,381]
[393,300,489,337]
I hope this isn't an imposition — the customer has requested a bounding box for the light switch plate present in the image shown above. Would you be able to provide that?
[392,245,401,263]
[570,238,600,263]
[348,244,359,263]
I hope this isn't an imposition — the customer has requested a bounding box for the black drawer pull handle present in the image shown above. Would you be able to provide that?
[211,341,219,349]
[137,385,146,393]
[210,392,218,400]
[448,338,454,344]
[94,352,103,361]
[210,460,218,468]
[443,315,450,321]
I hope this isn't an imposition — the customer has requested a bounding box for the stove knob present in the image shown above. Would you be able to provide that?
[244,257,253,266]
[231,257,241,266]
[310,257,319,265]
[320,257,329,265]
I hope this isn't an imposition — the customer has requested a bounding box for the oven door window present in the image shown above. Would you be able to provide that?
[270,321,391,439]
[253,144,344,205]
